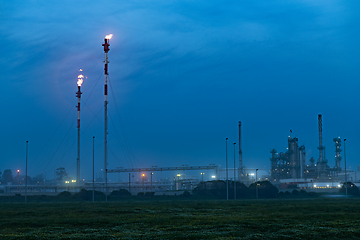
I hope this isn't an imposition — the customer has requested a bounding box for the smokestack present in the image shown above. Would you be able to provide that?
[102,34,112,184]
[238,121,243,177]
[76,72,83,184]
[318,114,323,164]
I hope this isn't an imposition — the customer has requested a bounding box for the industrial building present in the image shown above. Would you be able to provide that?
[270,114,350,188]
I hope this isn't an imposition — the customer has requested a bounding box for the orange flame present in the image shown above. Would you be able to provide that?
[77,74,84,86]
[105,34,113,39]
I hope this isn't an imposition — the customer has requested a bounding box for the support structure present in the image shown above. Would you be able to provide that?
[76,72,83,184]
[102,34,112,187]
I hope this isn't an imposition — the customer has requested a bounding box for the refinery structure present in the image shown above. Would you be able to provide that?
[269,114,353,189]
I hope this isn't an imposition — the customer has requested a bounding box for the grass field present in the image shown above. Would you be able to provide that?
[0,198,359,239]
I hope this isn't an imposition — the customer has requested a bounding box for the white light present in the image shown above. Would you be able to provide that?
[250,173,255,176]
[327,185,329,188]
[338,185,341,188]
[211,175,216,179]
[314,185,317,188]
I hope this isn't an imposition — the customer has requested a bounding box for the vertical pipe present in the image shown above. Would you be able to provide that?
[226,138,228,200]
[233,142,236,200]
[25,141,28,203]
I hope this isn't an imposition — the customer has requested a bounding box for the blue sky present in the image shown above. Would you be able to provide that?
[1,1,360,181]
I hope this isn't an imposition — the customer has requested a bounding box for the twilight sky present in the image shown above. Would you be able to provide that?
[1,0,360,181]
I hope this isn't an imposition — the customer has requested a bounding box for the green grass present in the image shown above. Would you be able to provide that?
[0,199,359,239]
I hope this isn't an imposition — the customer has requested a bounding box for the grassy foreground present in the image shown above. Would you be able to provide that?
[0,199,359,239]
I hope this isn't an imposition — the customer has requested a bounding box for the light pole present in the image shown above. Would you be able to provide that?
[17,170,20,193]
[344,138,347,197]
[142,173,145,192]
[92,136,95,202]
[233,142,236,200]
[151,172,153,192]
[226,138,228,200]
[25,141,28,203]
[177,174,181,190]
[256,169,259,199]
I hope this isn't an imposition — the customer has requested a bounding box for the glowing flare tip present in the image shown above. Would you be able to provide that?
[77,74,84,87]
[105,34,113,39]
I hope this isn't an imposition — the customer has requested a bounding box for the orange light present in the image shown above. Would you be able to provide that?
[142,173,145,177]
[17,170,19,173]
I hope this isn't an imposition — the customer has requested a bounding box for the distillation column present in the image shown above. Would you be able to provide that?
[333,137,342,173]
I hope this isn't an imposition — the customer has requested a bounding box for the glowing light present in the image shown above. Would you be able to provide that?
[250,173,255,176]
[77,74,84,86]
[211,175,216,179]
[338,185,341,188]
[142,173,145,177]
[105,34,113,39]
[72,180,76,183]
[314,185,317,188]
[17,170,19,173]
[79,69,83,71]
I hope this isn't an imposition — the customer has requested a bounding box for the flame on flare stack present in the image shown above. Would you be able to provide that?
[77,74,84,87]
[105,34,113,39]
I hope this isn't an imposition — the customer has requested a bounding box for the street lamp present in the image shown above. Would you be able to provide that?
[201,172,204,182]
[233,142,236,200]
[151,172,153,192]
[344,138,347,197]
[226,138,228,200]
[17,170,20,193]
[177,174,181,190]
[256,169,259,199]
[92,136,95,202]
[142,173,145,191]
[25,141,28,203]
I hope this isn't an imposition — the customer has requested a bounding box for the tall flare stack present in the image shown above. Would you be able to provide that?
[76,71,84,184]
[102,34,112,182]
